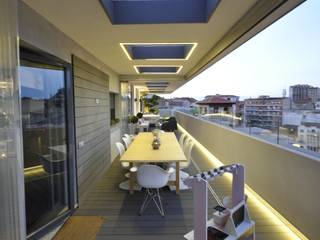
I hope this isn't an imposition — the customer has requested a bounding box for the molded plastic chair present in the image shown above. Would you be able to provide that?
[136,164,174,216]
[124,133,134,142]
[116,141,130,177]
[169,139,194,190]
[116,142,126,157]
[116,142,141,190]
[181,139,194,169]
[179,133,188,148]
[122,136,131,150]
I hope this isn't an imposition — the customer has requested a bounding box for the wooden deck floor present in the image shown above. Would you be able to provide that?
[74,159,298,240]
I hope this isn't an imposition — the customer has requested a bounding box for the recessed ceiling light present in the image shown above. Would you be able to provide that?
[120,43,197,61]
[134,65,183,74]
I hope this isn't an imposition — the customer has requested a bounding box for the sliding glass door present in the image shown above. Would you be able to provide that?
[20,60,70,235]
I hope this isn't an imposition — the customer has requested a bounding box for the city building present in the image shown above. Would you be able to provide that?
[236,100,245,118]
[298,112,320,152]
[244,96,290,129]
[282,110,304,132]
[0,1,316,240]
[195,95,239,115]
[290,84,311,103]
[308,86,320,104]
[289,84,320,109]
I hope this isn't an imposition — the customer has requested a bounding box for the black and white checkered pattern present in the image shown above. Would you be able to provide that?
[189,164,239,182]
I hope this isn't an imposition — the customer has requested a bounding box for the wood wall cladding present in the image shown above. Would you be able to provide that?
[73,56,111,198]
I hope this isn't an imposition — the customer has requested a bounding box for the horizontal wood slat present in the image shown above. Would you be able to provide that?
[73,55,111,198]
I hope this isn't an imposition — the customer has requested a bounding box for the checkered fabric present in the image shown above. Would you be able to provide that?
[189,164,239,182]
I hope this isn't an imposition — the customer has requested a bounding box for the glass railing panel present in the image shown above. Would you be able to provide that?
[175,109,320,158]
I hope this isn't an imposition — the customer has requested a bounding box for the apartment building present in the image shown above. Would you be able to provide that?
[196,95,239,115]
[289,84,320,109]
[244,96,290,129]
[298,112,320,152]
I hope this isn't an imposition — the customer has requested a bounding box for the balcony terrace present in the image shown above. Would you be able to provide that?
[1,0,318,239]
[69,112,317,240]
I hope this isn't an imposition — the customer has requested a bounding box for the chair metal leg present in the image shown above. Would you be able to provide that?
[139,188,165,216]
[139,189,150,215]
[156,188,165,216]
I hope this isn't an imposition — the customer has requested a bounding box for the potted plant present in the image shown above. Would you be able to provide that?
[128,115,138,134]
[111,118,120,126]
[141,94,160,113]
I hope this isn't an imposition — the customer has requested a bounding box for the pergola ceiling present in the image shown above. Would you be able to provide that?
[22,0,304,93]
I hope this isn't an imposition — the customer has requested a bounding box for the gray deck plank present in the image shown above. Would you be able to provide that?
[75,157,296,239]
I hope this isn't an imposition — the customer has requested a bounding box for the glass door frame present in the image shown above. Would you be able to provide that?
[20,42,78,239]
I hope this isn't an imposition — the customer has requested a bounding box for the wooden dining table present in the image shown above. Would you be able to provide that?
[120,132,187,194]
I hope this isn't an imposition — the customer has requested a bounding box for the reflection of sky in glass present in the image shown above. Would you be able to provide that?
[20,66,64,99]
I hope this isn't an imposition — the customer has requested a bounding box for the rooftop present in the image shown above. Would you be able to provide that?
[196,95,237,105]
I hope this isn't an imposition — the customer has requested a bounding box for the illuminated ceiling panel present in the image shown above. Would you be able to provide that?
[120,43,197,60]
[100,0,220,24]
[134,66,182,74]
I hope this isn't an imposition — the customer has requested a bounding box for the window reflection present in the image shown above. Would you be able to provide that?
[20,65,69,235]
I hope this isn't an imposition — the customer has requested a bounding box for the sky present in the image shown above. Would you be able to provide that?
[20,66,64,99]
[163,0,320,100]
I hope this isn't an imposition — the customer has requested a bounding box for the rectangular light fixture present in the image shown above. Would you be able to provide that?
[100,0,220,25]
[134,65,183,74]
[146,81,169,86]
[120,43,197,61]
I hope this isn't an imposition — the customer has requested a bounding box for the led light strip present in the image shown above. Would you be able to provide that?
[178,123,309,240]
[133,65,183,74]
[203,113,242,120]
[119,42,198,61]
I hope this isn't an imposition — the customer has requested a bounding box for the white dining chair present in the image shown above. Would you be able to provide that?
[178,132,187,148]
[116,142,130,173]
[116,142,141,191]
[181,139,194,170]
[172,137,194,176]
[135,164,174,216]
[116,142,126,157]
[124,133,134,141]
[169,139,194,190]
[122,136,131,150]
